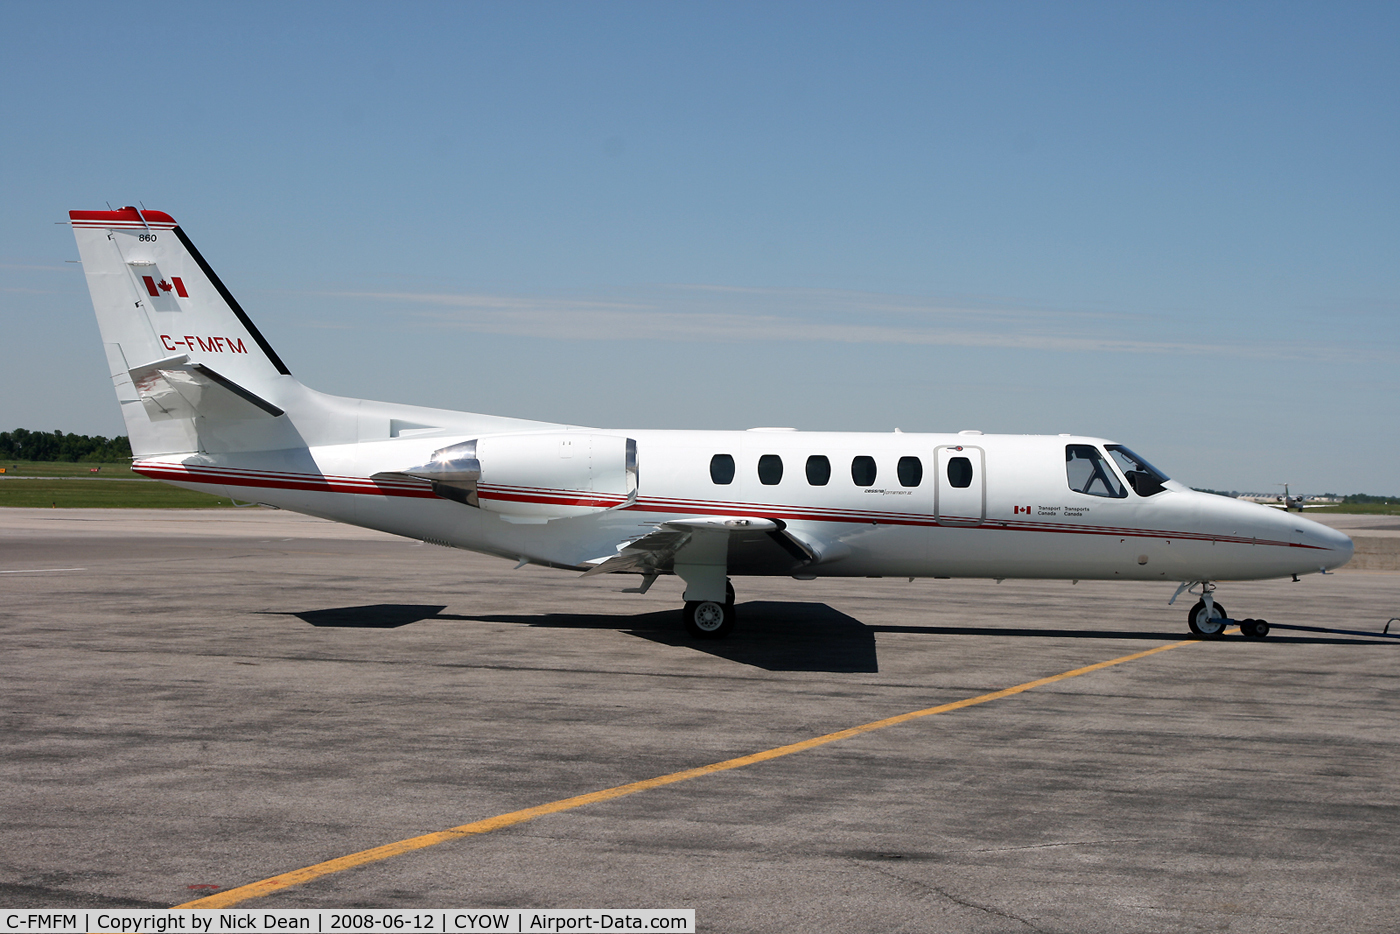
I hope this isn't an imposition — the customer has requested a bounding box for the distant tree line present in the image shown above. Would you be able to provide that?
[0,429,132,462]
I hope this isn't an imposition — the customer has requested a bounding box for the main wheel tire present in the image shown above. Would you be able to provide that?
[725,579,736,606]
[1187,599,1228,637]
[684,600,736,639]
[1241,618,1270,639]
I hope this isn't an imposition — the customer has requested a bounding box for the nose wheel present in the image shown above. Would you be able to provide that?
[1187,599,1228,636]
[1185,599,1271,639]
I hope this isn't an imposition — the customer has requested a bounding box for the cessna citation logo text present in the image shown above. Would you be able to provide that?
[160,335,250,354]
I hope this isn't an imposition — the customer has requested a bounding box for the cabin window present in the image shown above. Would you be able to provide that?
[758,454,784,485]
[851,456,877,486]
[1065,444,1126,498]
[710,453,735,485]
[1106,445,1169,497]
[946,456,973,488]
[806,455,831,486]
[897,456,923,487]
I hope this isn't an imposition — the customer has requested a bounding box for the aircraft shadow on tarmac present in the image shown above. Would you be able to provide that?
[289,601,881,672]
[287,603,1397,664]
[293,604,448,628]
[457,601,881,673]
[868,623,1399,646]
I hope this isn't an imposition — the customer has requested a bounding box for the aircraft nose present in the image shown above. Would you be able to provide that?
[1303,520,1354,570]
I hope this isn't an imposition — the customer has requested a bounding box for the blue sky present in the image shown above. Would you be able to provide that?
[2,2,1396,493]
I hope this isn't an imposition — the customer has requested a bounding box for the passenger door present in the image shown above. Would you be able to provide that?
[936,445,985,525]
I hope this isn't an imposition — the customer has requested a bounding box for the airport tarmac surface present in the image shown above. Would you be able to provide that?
[2,508,1398,933]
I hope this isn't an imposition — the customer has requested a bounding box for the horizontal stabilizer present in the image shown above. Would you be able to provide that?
[128,355,284,422]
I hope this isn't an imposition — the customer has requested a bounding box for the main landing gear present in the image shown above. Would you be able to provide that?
[683,580,737,639]
[1179,582,1270,639]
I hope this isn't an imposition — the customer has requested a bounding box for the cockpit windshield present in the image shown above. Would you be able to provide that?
[1105,445,1169,497]
[1065,445,1127,498]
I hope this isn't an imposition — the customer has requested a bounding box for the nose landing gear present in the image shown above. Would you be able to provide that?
[1174,582,1270,639]
[1187,598,1229,637]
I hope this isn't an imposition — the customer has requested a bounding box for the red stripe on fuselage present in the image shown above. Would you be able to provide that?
[131,463,1325,549]
[135,464,438,499]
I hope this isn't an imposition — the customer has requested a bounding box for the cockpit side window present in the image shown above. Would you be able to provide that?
[1105,445,1169,497]
[1065,445,1127,498]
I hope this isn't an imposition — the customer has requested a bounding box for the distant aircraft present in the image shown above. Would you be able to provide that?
[1263,483,1324,511]
[70,208,1354,641]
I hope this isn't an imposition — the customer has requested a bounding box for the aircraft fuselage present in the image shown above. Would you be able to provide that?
[132,426,1353,584]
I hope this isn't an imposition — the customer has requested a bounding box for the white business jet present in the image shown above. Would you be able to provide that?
[1265,483,1327,511]
[71,208,1354,640]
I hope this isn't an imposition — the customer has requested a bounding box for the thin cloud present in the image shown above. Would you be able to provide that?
[321,290,650,313]
[664,282,1132,323]
[307,285,1375,362]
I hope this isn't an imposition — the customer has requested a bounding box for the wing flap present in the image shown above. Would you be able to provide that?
[580,516,782,578]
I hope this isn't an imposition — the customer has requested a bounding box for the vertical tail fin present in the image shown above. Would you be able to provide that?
[71,208,297,456]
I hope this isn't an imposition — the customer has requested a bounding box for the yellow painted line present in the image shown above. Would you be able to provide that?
[179,634,1211,909]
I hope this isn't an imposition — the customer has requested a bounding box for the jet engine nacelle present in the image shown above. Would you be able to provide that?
[477,431,637,519]
[404,432,637,520]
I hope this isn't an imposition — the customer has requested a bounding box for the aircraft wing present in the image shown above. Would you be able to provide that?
[580,516,816,578]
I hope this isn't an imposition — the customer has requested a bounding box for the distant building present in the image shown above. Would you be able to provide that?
[1236,492,1343,505]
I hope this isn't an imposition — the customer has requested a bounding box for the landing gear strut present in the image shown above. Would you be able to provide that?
[683,579,737,639]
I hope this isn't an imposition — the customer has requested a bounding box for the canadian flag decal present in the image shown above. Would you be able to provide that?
[141,276,188,298]
[1013,505,1031,514]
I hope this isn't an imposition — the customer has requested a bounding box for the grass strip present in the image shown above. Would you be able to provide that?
[0,479,234,508]
[0,460,141,478]
[1307,504,1400,515]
